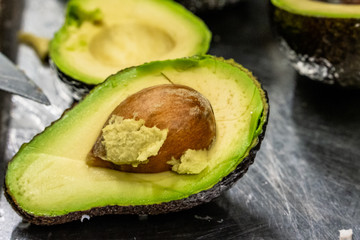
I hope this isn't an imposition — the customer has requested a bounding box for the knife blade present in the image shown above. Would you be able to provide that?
[0,52,50,105]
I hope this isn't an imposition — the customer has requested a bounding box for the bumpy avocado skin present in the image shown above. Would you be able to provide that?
[5,56,269,225]
[270,4,360,88]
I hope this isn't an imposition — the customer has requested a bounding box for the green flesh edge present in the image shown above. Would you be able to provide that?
[271,0,360,18]
[49,0,211,85]
[6,55,268,217]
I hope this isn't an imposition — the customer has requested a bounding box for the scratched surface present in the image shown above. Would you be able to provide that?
[1,0,360,239]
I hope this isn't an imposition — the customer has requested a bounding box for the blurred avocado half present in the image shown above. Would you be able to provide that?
[5,55,268,225]
[270,0,360,88]
[49,0,211,97]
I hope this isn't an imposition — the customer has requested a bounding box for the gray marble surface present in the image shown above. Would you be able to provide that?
[1,0,360,239]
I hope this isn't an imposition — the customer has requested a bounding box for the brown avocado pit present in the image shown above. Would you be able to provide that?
[87,84,217,173]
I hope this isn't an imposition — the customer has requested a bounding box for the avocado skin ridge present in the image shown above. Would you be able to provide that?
[270,4,360,88]
[4,89,268,225]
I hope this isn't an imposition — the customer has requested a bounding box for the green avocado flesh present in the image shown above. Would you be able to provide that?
[271,0,360,18]
[5,55,268,218]
[49,0,211,85]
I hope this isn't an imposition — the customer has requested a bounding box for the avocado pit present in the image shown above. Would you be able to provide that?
[88,84,216,173]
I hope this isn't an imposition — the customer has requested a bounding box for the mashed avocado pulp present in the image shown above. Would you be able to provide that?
[100,116,168,167]
[168,149,209,174]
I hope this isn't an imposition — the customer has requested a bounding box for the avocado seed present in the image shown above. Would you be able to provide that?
[89,84,216,173]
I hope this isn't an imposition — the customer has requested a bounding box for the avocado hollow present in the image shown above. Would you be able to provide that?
[50,0,211,99]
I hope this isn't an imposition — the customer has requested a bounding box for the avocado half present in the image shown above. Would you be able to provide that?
[270,0,360,88]
[49,0,211,96]
[5,55,269,225]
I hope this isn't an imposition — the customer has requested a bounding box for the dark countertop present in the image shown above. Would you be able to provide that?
[1,0,359,239]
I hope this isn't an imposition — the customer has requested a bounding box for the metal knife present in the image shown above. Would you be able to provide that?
[0,52,50,105]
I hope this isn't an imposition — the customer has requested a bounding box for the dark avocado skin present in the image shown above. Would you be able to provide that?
[50,60,92,101]
[176,0,241,12]
[270,3,360,88]
[4,92,269,225]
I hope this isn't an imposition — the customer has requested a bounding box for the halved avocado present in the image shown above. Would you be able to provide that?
[5,55,268,225]
[49,0,211,93]
[270,0,360,87]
